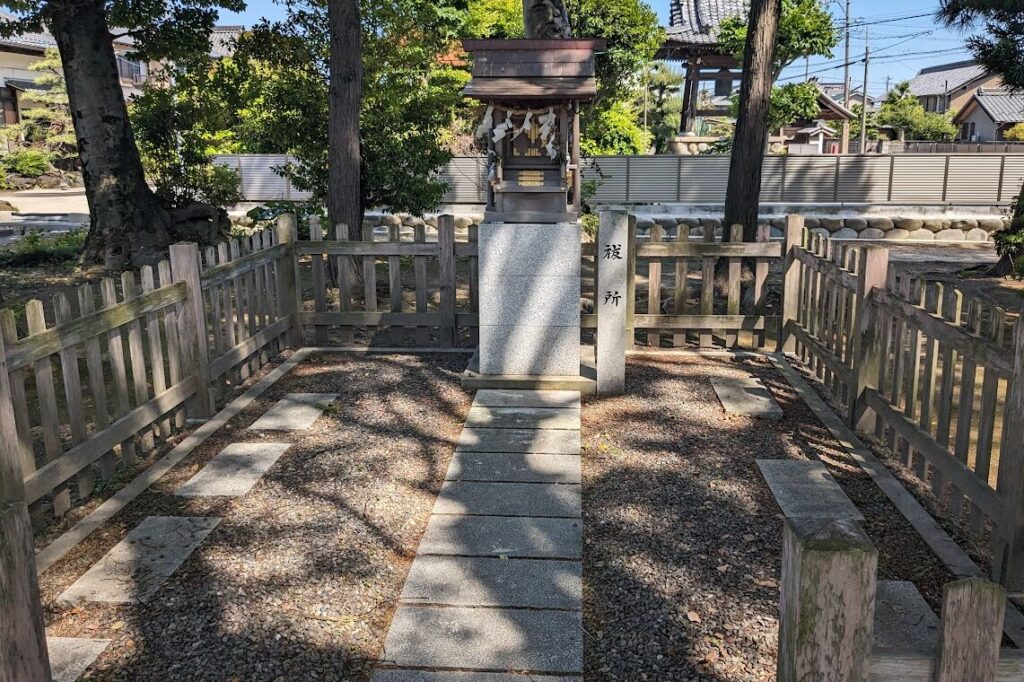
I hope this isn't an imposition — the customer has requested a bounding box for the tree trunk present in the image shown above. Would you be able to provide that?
[723,0,782,243]
[328,0,363,243]
[48,0,173,268]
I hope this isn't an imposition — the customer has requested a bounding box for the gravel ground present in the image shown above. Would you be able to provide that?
[582,353,954,681]
[38,353,471,681]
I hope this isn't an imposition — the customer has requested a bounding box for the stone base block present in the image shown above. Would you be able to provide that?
[479,324,580,376]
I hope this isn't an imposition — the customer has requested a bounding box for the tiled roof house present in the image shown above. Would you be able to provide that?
[907,60,1002,114]
[953,88,1024,142]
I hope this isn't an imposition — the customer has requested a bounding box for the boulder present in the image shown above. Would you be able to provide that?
[922,219,948,232]
[844,217,868,231]
[404,215,425,227]
[425,216,439,228]
[810,227,831,238]
[949,218,978,231]
[895,218,923,231]
[656,217,677,231]
[0,199,18,212]
[935,229,967,242]
[678,217,701,228]
[859,228,886,240]
[470,214,485,225]
[909,228,935,241]
[635,217,656,229]
[868,217,894,231]
[771,227,784,239]
[381,214,402,227]
[885,229,911,240]
[966,228,992,242]
[821,217,845,231]
[832,228,859,240]
[454,216,473,229]
[699,217,722,230]
[689,226,703,238]
[978,218,1005,232]
[770,217,787,229]
[804,217,821,229]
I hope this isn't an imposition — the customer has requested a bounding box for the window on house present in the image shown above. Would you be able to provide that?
[116,56,143,83]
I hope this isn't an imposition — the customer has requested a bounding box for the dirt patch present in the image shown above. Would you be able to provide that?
[38,353,471,681]
[582,354,953,681]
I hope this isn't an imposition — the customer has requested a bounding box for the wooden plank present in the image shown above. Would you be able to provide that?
[994,316,1024,590]
[209,318,292,379]
[786,321,854,383]
[204,246,224,362]
[626,215,637,349]
[52,292,91,499]
[973,308,1006,532]
[0,310,34,476]
[636,241,781,258]
[952,302,981,521]
[158,261,186,430]
[438,215,457,348]
[0,500,51,681]
[414,223,430,346]
[700,222,714,348]
[388,223,403,321]
[122,272,154,452]
[634,314,771,330]
[216,243,237,356]
[332,221,353,346]
[199,242,289,289]
[4,283,187,373]
[865,389,1003,519]
[869,650,1024,682]
[227,240,247,352]
[309,218,328,345]
[26,299,69,516]
[920,284,944,487]
[100,279,137,468]
[672,231,689,348]
[23,378,198,504]
[141,267,171,440]
[936,579,1006,682]
[169,243,214,419]
[793,246,860,292]
[780,216,805,354]
[361,222,378,339]
[76,285,114,478]
[849,246,889,432]
[296,240,438,257]
[275,217,302,347]
[646,221,663,347]
[933,289,964,501]
[753,223,770,349]
[726,224,742,348]
[241,235,258,342]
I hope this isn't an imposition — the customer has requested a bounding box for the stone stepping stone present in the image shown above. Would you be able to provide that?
[447,451,581,484]
[176,442,291,497]
[373,671,580,681]
[874,580,939,651]
[417,515,581,559]
[401,556,581,609]
[435,481,581,518]
[473,389,581,410]
[458,428,580,454]
[711,376,783,420]
[48,637,110,682]
[465,405,581,430]
[59,516,221,604]
[757,460,864,521]
[382,606,582,672]
[248,393,338,431]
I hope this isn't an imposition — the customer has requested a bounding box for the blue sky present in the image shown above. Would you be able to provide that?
[220,0,975,97]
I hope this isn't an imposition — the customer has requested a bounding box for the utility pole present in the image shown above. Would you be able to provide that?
[859,29,870,154]
[884,75,891,97]
[841,0,852,154]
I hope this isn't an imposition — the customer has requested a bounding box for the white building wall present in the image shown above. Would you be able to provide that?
[960,107,1002,142]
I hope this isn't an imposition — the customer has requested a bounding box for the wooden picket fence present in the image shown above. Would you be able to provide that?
[0,220,296,523]
[779,219,1024,589]
[581,216,785,349]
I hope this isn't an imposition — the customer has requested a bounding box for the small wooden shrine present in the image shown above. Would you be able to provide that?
[462,39,606,224]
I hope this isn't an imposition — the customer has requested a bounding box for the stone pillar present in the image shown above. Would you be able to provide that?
[597,211,628,394]
[479,223,581,377]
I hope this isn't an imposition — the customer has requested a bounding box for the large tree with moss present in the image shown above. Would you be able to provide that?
[941,0,1024,277]
[0,0,242,267]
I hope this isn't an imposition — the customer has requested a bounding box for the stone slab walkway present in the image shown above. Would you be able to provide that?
[248,393,338,431]
[175,442,291,497]
[756,459,864,521]
[375,389,583,679]
[47,637,111,682]
[59,516,221,604]
[711,376,784,420]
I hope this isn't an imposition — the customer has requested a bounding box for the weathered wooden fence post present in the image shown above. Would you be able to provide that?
[778,517,877,681]
[274,214,302,349]
[995,317,1024,590]
[935,579,1005,682]
[0,330,51,681]
[438,214,458,348]
[848,246,889,432]
[169,242,215,419]
[597,210,629,395]
[779,214,805,354]
[624,214,637,350]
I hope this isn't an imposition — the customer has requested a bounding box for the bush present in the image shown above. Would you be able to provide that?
[245,201,324,240]
[4,149,52,178]
[0,227,86,267]
[1004,123,1024,142]
[581,101,652,156]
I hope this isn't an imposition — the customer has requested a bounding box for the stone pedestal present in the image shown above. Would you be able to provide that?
[479,223,581,377]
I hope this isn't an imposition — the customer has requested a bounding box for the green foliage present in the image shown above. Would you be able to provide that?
[245,201,324,240]
[131,75,243,208]
[581,101,651,156]
[718,0,838,80]
[1004,123,1024,142]
[239,0,467,216]
[637,63,683,153]
[4,149,52,178]
[768,81,821,131]
[565,0,664,106]
[876,82,958,141]
[941,1,1024,92]
[466,0,525,38]
[2,49,77,168]
[849,103,879,141]
[0,227,86,267]
[994,193,1024,279]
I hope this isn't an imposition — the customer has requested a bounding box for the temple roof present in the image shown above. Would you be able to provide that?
[666,0,749,46]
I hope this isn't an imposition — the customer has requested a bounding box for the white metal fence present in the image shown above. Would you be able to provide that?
[216,153,1024,207]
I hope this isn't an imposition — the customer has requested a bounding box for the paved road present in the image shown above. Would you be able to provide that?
[0,189,89,215]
